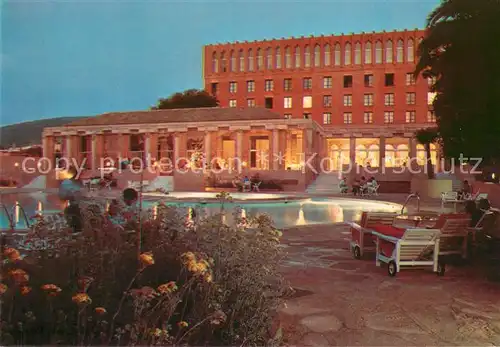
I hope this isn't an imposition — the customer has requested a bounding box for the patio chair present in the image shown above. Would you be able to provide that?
[367,183,380,196]
[89,178,101,192]
[438,218,471,259]
[441,191,461,210]
[349,211,398,259]
[252,181,261,192]
[475,193,488,201]
[372,227,443,277]
[339,183,349,194]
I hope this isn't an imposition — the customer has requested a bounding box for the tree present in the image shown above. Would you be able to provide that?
[415,0,500,166]
[152,89,219,109]
[415,128,439,179]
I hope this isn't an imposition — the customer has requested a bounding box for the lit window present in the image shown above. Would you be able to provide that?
[276,47,282,68]
[230,50,236,72]
[364,112,373,124]
[324,44,331,66]
[364,94,374,106]
[294,46,301,68]
[229,100,237,107]
[334,43,341,66]
[428,76,437,87]
[384,93,394,106]
[385,73,395,86]
[247,98,256,107]
[303,113,311,119]
[285,46,292,68]
[343,112,352,124]
[384,111,394,124]
[344,42,351,65]
[284,114,292,119]
[212,52,219,73]
[397,39,404,63]
[406,73,416,86]
[247,80,255,92]
[323,95,332,107]
[303,96,313,108]
[406,92,416,105]
[405,110,416,123]
[364,74,373,87]
[428,92,437,105]
[265,79,274,92]
[354,42,361,65]
[365,42,372,64]
[303,77,312,90]
[407,38,415,62]
[323,76,332,88]
[304,45,311,67]
[256,48,263,70]
[266,47,273,69]
[427,110,436,123]
[239,49,245,72]
[343,75,353,88]
[314,44,321,67]
[343,94,352,107]
[248,49,254,71]
[385,40,393,63]
[284,97,292,109]
[283,78,292,91]
[375,41,382,64]
[229,81,237,93]
[323,112,332,124]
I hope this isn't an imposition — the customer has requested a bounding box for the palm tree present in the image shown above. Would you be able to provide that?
[415,128,439,179]
[415,0,500,165]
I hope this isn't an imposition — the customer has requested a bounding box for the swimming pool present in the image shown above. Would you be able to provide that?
[0,192,402,230]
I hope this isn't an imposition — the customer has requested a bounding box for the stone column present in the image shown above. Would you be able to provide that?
[91,135,98,170]
[271,129,279,171]
[144,133,152,168]
[174,133,181,163]
[65,136,72,164]
[236,130,243,172]
[204,131,212,167]
[278,130,287,170]
[379,136,386,168]
[349,137,356,165]
[42,136,54,164]
[409,137,418,171]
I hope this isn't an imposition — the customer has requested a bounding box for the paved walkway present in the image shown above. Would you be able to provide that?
[278,224,500,346]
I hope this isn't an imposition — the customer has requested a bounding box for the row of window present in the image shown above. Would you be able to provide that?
[228,91,430,109]
[211,37,420,73]
[317,110,436,125]
[220,73,426,95]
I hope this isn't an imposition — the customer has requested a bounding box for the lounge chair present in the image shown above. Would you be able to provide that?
[441,191,461,210]
[372,227,443,277]
[367,183,380,196]
[252,181,261,192]
[438,218,471,259]
[349,211,398,259]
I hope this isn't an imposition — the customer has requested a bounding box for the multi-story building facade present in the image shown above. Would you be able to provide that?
[203,29,439,171]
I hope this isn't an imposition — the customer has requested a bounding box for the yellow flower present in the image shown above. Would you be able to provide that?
[157,281,178,294]
[72,293,92,305]
[151,328,162,337]
[139,252,155,267]
[181,252,196,262]
[41,284,62,296]
[4,248,21,262]
[95,307,107,315]
[20,286,32,295]
[177,321,188,328]
[9,269,29,284]
[204,272,213,283]
[0,283,7,295]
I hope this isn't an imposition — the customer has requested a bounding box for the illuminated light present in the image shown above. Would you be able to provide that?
[37,201,43,215]
[187,207,193,221]
[105,161,111,167]
[15,202,20,224]
[492,173,496,180]
[14,162,19,167]
[242,161,248,168]
[153,204,158,219]
[105,201,110,212]
[241,208,246,219]
[296,207,306,226]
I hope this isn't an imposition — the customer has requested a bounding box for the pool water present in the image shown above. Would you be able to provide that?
[0,192,402,230]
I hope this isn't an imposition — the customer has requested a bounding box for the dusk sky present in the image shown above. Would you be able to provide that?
[2,0,440,126]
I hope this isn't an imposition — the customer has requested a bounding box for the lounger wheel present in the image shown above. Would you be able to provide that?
[387,261,397,277]
[353,246,361,259]
[437,262,446,276]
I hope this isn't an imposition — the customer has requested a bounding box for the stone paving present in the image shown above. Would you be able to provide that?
[278,223,500,346]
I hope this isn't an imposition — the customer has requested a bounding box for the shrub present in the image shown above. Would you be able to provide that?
[0,199,285,346]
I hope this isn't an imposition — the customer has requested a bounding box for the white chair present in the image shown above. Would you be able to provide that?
[438,218,471,259]
[372,228,444,277]
[339,184,349,194]
[252,181,261,192]
[367,183,380,196]
[476,193,488,201]
[349,212,398,259]
[441,191,460,210]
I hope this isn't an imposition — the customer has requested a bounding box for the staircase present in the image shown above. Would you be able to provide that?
[435,172,463,191]
[306,172,342,194]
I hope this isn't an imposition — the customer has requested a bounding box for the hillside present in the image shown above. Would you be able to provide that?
[0,117,85,148]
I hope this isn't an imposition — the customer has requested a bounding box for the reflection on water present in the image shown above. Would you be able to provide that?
[0,193,401,230]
